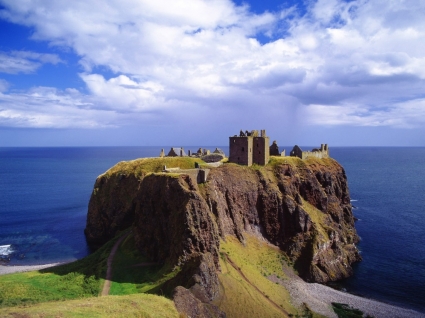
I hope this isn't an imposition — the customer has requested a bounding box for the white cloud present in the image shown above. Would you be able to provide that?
[0,0,424,132]
[80,73,166,112]
[0,79,9,92]
[0,87,113,128]
[0,51,62,74]
[304,98,425,128]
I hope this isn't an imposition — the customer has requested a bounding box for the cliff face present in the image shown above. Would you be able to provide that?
[201,159,360,282]
[85,157,360,287]
[133,174,220,272]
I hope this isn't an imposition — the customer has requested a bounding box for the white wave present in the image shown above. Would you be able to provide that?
[0,244,14,256]
[350,199,358,202]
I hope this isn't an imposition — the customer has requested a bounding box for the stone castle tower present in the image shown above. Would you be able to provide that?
[229,129,270,166]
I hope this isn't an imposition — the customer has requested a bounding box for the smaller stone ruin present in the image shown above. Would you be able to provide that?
[269,140,285,156]
[163,146,225,163]
[290,144,329,159]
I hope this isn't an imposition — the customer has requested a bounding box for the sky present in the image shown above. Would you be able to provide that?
[0,0,425,147]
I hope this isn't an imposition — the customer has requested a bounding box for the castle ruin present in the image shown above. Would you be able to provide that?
[161,130,329,168]
[228,129,329,165]
[229,129,270,166]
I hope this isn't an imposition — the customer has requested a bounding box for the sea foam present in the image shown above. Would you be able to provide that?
[0,244,13,256]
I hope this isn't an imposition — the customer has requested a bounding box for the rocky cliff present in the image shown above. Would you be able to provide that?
[85,156,361,314]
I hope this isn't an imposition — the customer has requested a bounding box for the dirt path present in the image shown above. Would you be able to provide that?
[101,231,131,296]
[224,254,290,317]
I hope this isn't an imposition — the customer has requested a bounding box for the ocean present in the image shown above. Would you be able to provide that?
[0,147,424,313]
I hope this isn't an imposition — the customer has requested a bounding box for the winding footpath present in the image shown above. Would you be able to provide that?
[101,231,131,296]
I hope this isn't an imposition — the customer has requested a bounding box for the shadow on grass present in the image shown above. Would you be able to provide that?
[0,230,181,308]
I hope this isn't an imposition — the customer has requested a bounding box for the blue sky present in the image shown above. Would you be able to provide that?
[0,0,425,147]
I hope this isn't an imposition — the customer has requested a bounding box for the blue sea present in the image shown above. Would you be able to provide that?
[0,147,424,313]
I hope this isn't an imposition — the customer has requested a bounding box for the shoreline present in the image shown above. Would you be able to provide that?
[0,262,65,276]
[1,262,424,317]
[280,268,425,318]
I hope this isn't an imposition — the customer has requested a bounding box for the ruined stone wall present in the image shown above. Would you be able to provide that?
[253,136,270,165]
[229,136,253,166]
[301,151,328,159]
[291,144,329,160]
[302,144,329,159]
[168,169,210,184]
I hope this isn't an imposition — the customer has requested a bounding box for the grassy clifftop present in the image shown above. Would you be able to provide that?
[101,157,205,179]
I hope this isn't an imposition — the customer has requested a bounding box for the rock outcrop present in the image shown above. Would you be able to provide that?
[85,156,361,314]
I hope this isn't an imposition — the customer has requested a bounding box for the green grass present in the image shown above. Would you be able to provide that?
[0,232,182,316]
[0,233,120,308]
[332,302,373,318]
[0,294,179,318]
[109,233,179,295]
[102,157,205,179]
[215,234,299,318]
[300,199,330,241]
[0,230,181,312]
[268,156,306,169]
[267,155,336,171]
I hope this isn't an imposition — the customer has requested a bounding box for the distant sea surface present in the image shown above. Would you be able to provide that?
[0,147,424,313]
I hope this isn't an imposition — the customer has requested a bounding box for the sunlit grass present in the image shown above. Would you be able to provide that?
[215,234,298,317]
[0,294,179,318]
[0,235,119,308]
[103,157,205,179]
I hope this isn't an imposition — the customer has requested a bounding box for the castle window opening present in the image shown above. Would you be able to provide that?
[242,147,245,152]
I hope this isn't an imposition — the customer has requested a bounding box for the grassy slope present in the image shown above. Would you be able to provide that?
[109,233,179,296]
[0,294,179,318]
[215,234,297,317]
[0,235,119,308]
[216,234,327,318]
[0,232,181,317]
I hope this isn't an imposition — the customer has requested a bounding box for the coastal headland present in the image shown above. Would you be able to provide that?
[83,151,364,317]
[1,137,424,317]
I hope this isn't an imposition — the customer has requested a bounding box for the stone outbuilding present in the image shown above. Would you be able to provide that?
[167,147,187,157]
[269,140,285,156]
[213,148,225,156]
